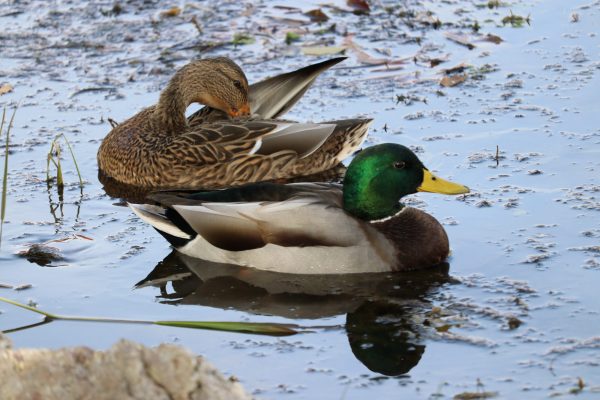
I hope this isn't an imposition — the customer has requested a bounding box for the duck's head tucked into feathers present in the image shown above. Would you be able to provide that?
[155,57,250,132]
[343,144,469,221]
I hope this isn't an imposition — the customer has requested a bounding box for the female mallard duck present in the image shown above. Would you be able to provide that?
[130,144,470,274]
[97,57,371,189]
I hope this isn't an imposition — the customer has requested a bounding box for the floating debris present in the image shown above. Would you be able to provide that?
[70,87,118,98]
[395,93,427,105]
[453,391,498,400]
[160,6,181,18]
[507,316,522,330]
[443,63,471,75]
[304,9,329,22]
[481,33,503,44]
[440,74,467,87]
[285,32,301,45]
[502,11,531,27]
[571,13,580,23]
[444,32,476,50]
[347,0,370,14]
[17,244,64,266]
[231,33,255,46]
[343,35,408,65]
[569,246,600,254]
[522,252,555,264]
[301,46,346,56]
[0,84,13,96]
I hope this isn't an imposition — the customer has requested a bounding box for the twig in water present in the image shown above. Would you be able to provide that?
[190,16,203,34]
[495,145,499,167]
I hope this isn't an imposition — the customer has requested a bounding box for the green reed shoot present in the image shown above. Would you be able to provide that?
[0,106,17,248]
[46,133,84,190]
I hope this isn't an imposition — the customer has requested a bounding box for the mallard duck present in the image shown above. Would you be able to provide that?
[130,144,470,274]
[97,57,371,189]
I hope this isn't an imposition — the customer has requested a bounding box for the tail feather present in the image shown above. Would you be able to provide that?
[249,57,346,119]
[129,203,195,248]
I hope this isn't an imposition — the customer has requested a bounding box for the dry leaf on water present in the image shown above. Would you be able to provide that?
[371,65,404,73]
[0,84,13,95]
[268,16,307,27]
[453,391,498,400]
[301,46,347,56]
[46,234,94,244]
[343,35,408,65]
[347,0,370,13]
[440,74,467,87]
[443,63,470,74]
[444,32,475,49]
[161,6,181,17]
[305,9,329,22]
[480,33,503,44]
[273,5,303,12]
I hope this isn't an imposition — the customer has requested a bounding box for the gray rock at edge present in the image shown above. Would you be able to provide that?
[0,333,251,400]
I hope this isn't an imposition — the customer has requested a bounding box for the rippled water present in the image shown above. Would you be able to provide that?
[1,0,599,398]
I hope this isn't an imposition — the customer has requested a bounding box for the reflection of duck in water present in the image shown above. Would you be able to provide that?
[131,144,469,273]
[136,251,453,375]
[98,57,372,190]
[347,300,427,376]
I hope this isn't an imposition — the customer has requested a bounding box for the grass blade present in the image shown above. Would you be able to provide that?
[54,140,63,188]
[46,136,57,183]
[46,134,83,195]
[59,134,83,187]
[2,318,53,334]
[0,296,58,319]
[0,106,17,248]
[0,296,300,336]
[0,107,6,247]
[155,320,299,336]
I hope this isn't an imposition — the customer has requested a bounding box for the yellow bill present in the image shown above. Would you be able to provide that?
[417,169,470,195]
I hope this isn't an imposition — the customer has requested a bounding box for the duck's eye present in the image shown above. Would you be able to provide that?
[233,80,243,90]
[393,161,406,169]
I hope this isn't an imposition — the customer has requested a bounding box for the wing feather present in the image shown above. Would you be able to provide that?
[172,192,361,252]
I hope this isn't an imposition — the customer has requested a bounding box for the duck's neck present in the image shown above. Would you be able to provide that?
[154,76,191,134]
[343,175,404,221]
[344,193,404,221]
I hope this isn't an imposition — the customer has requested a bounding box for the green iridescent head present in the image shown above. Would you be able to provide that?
[342,144,469,221]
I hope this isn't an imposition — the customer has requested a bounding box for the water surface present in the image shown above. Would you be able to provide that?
[1,0,599,398]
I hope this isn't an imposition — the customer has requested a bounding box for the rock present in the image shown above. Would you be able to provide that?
[0,333,250,400]
[0,333,11,350]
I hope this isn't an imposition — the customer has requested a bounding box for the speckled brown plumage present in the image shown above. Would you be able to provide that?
[98,57,371,190]
[99,112,370,188]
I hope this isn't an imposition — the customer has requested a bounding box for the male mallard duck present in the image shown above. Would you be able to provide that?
[130,144,470,274]
[97,57,371,189]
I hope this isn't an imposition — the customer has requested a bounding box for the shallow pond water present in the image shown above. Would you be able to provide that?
[1,0,599,398]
